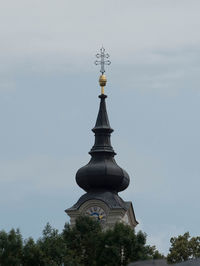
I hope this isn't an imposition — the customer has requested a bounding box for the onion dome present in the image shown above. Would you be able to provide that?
[76,90,130,193]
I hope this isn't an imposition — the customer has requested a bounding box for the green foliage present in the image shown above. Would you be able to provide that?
[37,222,66,265]
[189,236,200,259]
[97,222,138,266]
[22,237,43,266]
[0,217,163,266]
[167,232,200,264]
[0,228,23,266]
[145,245,165,260]
[63,218,163,266]
[63,216,102,266]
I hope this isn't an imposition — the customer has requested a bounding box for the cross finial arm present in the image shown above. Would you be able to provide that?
[94,47,111,94]
[95,46,111,74]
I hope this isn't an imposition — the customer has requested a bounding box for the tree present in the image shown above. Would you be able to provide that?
[145,245,165,260]
[167,232,200,264]
[0,228,23,266]
[37,222,66,266]
[63,217,163,266]
[0,217,163,265]
[22,237,43,266]
[97,222,138,266]
[97,223,163,266]
[63,216,102,266]
[189,236,200,259]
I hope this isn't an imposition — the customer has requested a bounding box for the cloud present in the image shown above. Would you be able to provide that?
[0,0,200,254]
[1,0,200,75]
[135,218,186,255]
[0,81,16,93]
[0,155,83,205]
[146,224,186,255]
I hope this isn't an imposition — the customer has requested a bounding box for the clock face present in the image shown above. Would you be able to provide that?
[85,206,106,222]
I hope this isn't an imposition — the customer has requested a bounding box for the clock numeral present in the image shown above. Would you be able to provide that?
[85,206,106,222]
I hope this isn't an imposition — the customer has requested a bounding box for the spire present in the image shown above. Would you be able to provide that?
[75,48,130,193]
[89,94,115,155]
[94,94,111,130]
[90,47,113,154]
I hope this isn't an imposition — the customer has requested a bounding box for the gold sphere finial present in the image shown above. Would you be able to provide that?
[99,74,107,94]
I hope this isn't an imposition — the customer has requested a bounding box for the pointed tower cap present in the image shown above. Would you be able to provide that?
[76,49,130,193]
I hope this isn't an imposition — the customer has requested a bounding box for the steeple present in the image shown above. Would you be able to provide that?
[66,47,138,229]
[76,48,130,193]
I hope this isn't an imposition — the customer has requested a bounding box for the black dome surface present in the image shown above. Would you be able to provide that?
[76,94,130,193]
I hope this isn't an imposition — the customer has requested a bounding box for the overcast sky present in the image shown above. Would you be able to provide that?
[0,0,200,255]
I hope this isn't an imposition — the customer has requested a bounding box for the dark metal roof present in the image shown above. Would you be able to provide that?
[76,94,130,193]
[175,258,200,265]
[92,94,113,134]
[128,260,168,266]
[67,191,132,211]
[128,259,200,266]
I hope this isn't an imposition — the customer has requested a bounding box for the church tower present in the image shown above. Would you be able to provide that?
[65,48,138,229]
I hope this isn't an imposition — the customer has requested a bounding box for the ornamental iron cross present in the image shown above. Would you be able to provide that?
[95,47,111,74]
